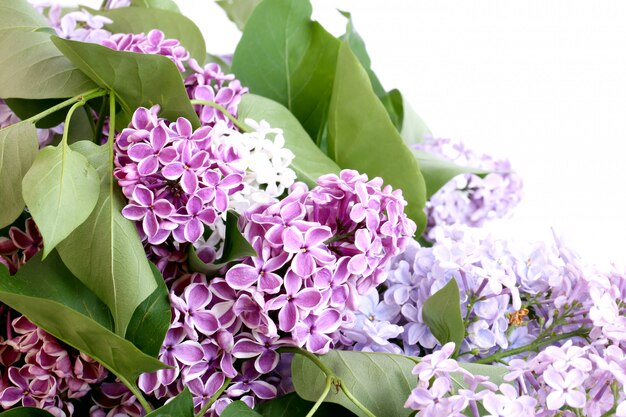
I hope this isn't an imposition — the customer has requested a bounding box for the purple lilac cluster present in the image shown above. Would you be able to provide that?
[415,137,523,240]
[114,106,245,246]
[137,171,416,414]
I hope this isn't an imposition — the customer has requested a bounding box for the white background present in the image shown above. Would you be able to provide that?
[70,0,626,268]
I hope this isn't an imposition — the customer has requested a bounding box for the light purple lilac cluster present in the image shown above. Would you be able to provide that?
[415,137,523,239]
[345,225,591,358]
[137,171,416,414]
[404,342,538,417]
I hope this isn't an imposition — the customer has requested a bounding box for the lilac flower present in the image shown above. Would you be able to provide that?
[232,332,288,374]
[101,30,189,71]
[187,372,226,412]
[171,196,217,243]
[224,241,288,293]
[283,226,334,277]
[543,367,586,410]
[170,284,220,339]
[293,310,342,354]
[126,124,177,176]
[266,271,322,332]
[226,361,277,400]
[415,136,523,238]
[121,185,176,245]
[0,367,39,408]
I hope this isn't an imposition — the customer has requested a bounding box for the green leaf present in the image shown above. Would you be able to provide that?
[327,42,427,233]
[145,388,193,416]
[90,7,205,64]
[51,37,200,127]
[293,350,507,417]
[379,89,404,131]
[0,249,113,329]
[216,0,261,31]
[188,211,256,275]
[232,0,340,140]
[422,278,465,353]
[237,94,341,187]
[399,97,431,146]
[56,141,157,336]
[0,121,38,228]
[0,254,166,391]
[0,408,55,416]
[338,10,385,98]
[414,150,488,199]
[130,0,181,13]
[256,393,357,417]
[21,142,100,256]
[221,401,262,417]
[124,263,171,357]
[0,0,97,99]
[292,350,417,417]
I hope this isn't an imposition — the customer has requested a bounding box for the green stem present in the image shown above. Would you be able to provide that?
[339,382,376,417]
[277,347,335,377]
[21,88,104,126]
[305,376,333,417]
[100,0,109,9]
[108,92,116,148]
[61,101,86,146]
[194,377,232,417]
[189,99,251,132]
[474,327,590,364]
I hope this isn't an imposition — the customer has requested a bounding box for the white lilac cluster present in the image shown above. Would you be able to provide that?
[415,136,523,239]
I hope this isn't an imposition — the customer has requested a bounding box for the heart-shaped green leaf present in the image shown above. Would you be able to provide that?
[22,142,100,257]
[422,278,465,353]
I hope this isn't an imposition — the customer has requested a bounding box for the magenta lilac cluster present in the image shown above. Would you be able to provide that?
[136,171,416,414]
[114,106,245,245]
